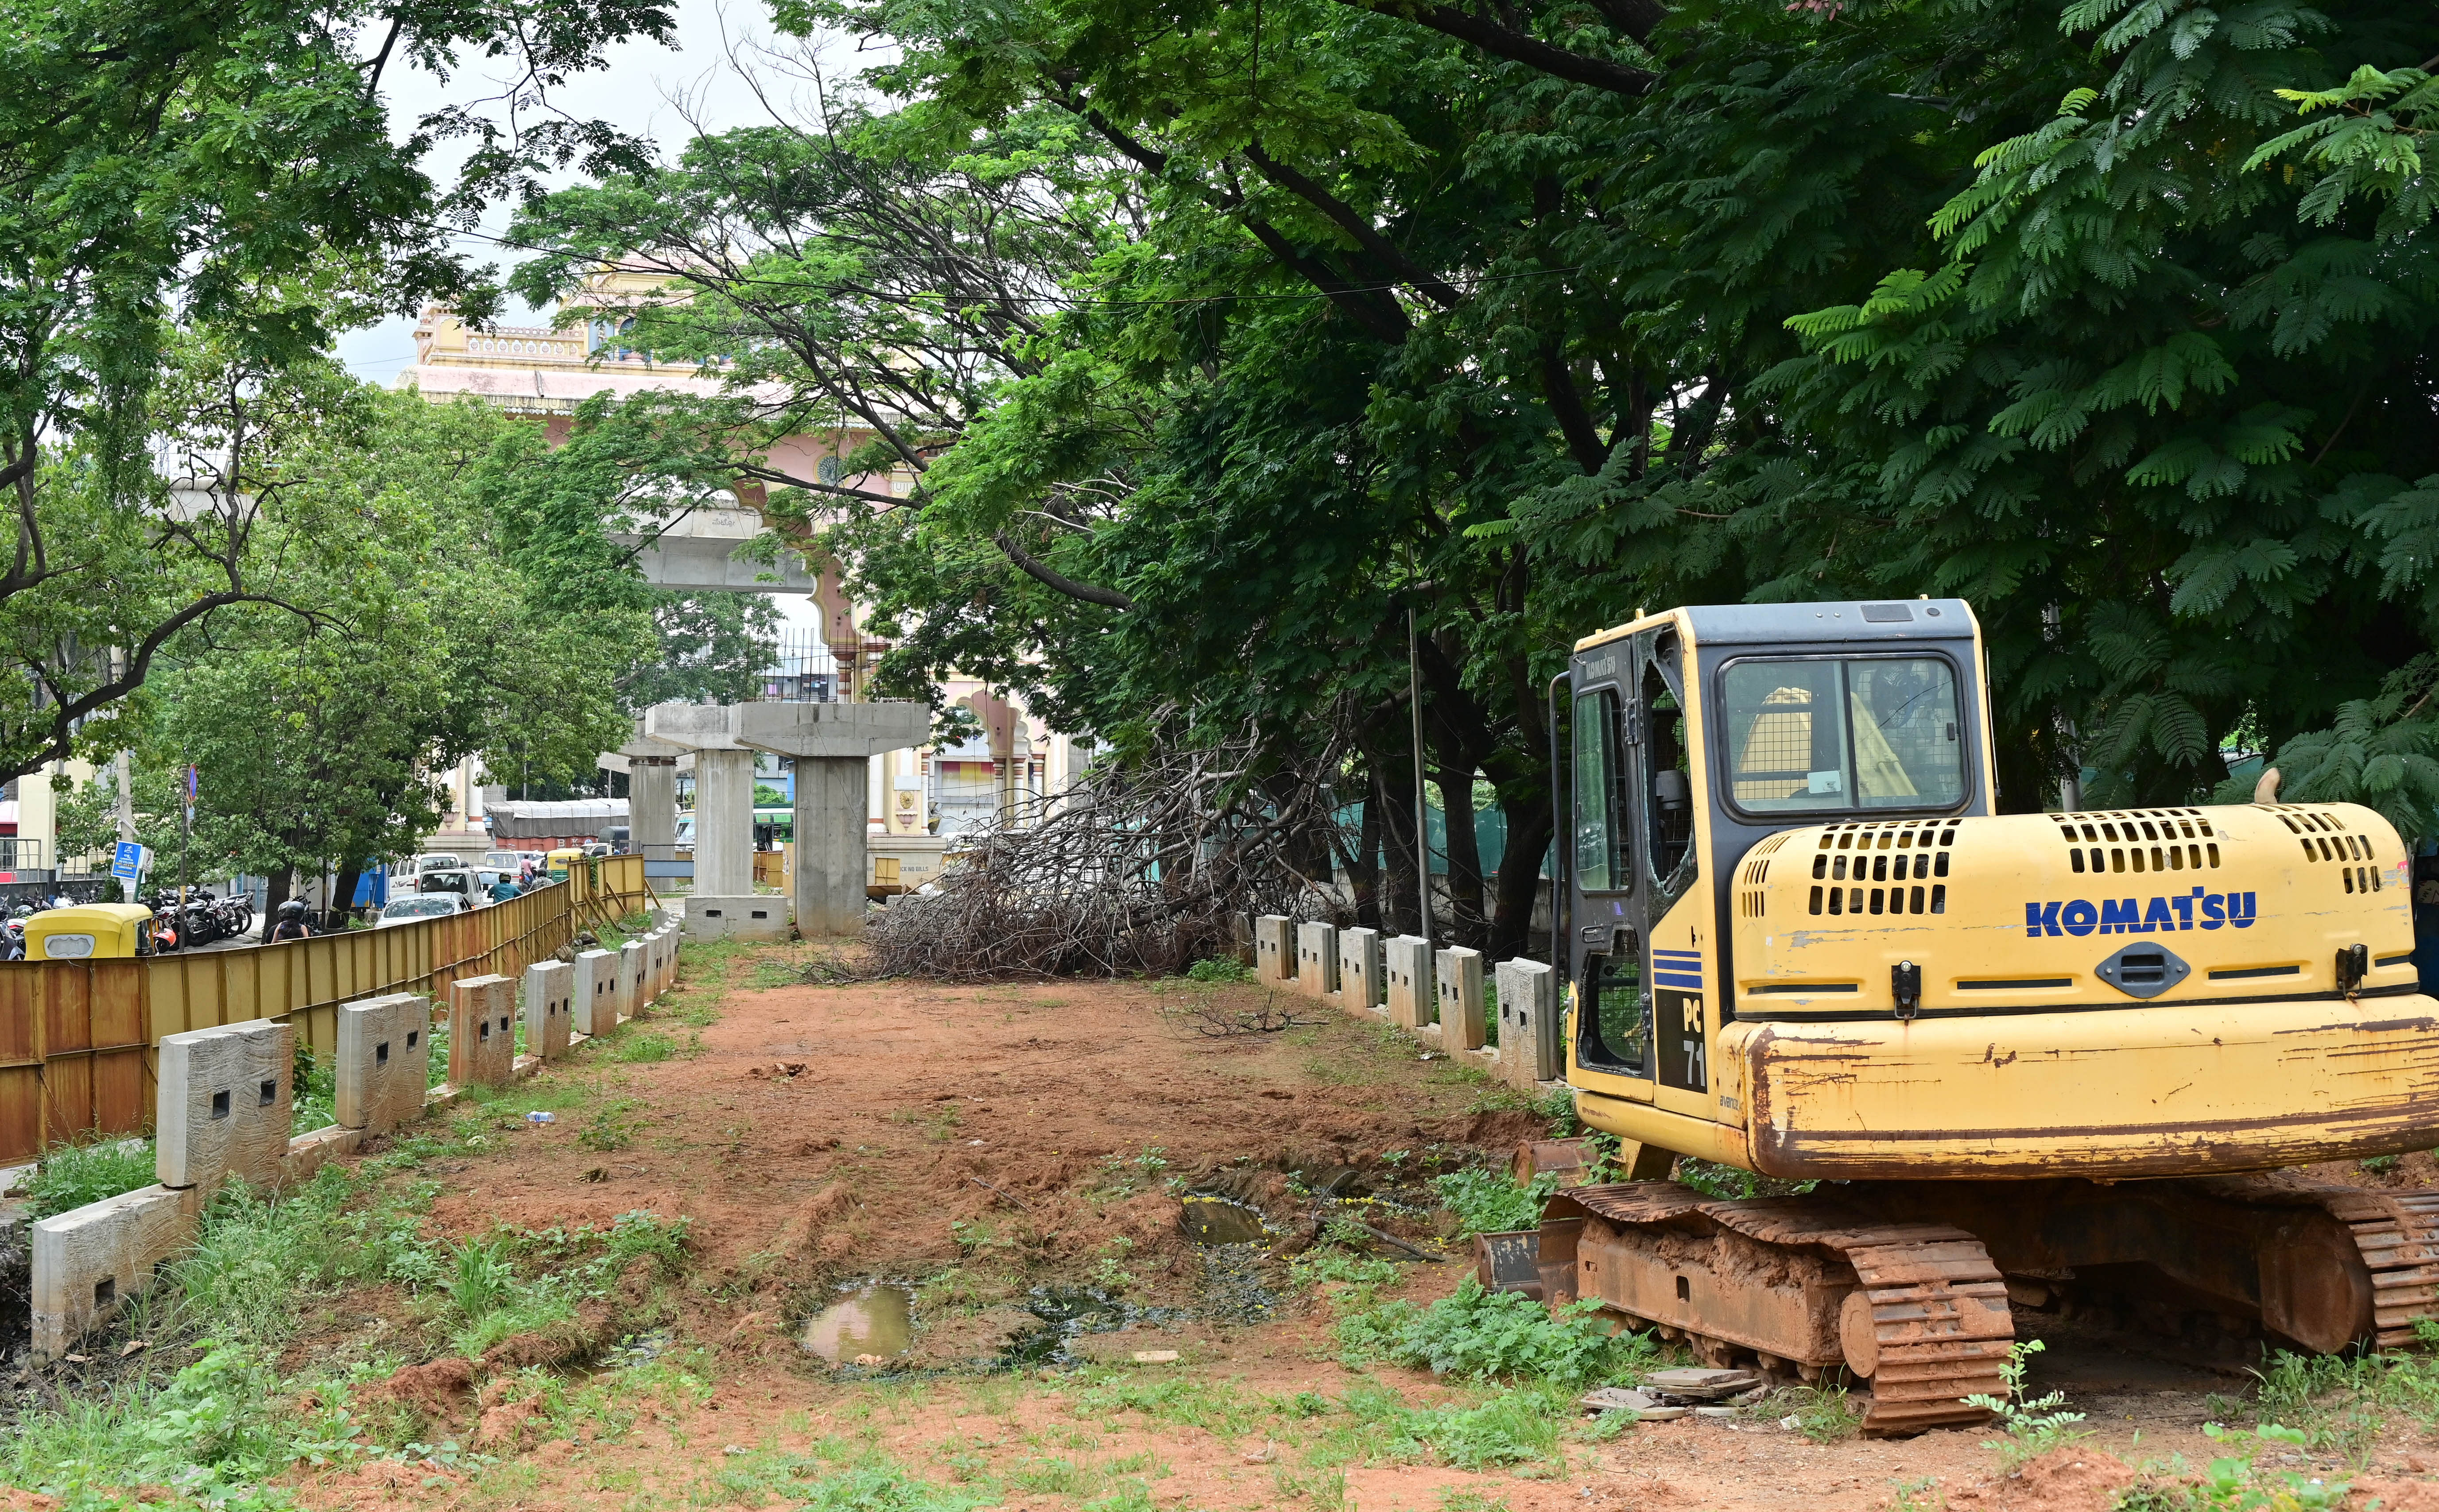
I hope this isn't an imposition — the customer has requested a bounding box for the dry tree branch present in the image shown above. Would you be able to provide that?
[866,719,1353,979]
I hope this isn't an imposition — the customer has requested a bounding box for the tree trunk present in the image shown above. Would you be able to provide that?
[332,858,364,930]
[1435,764,1487,951]
[260,867,291,941]
[1489,792,1553,964]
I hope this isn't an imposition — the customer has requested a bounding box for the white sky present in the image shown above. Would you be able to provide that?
[342,0,870,636]
[335,0,857,382]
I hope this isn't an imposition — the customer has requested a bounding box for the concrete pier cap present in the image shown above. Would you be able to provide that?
[642,703,757,901]
[735,702,930,939]
[613,717,689,863]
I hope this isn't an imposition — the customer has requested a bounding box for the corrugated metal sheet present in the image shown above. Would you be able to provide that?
[0,855,649,1162]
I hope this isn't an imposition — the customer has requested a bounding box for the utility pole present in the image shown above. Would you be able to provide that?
[1407,605,1431,947]
[179,764,195,914]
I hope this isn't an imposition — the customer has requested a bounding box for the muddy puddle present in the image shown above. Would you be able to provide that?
[1177,1195,1281,1326]
[801,1283,915,1365]
[1178,1195,1270,1245]
[997,1288,1193,1369]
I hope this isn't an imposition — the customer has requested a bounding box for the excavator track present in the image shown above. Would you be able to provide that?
[2335,1192,2439,1350]
[1533,1176,2439,1436]
[2186,1175,2439,1352]
[1540,1183,2012,1435]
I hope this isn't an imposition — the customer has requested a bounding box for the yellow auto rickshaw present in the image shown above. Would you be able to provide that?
[544,847,584,882]
[24,902,156,960]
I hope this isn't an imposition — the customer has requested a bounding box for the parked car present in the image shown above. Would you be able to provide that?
[402,853,462,878]
[420,866,516,906]
[416,867,480,901]
[377,894,466,927]
[481,850,523,871]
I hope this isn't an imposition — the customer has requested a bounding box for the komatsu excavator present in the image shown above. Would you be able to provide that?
[1543,599,2439,1434]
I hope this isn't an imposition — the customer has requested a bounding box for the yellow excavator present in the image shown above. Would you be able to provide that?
[1542,598,2439,1434]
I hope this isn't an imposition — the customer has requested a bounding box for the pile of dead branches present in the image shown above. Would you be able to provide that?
[867,723,1348,978]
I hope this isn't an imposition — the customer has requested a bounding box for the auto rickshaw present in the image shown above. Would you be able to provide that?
[24,902,157,960]
[544,847,584,882]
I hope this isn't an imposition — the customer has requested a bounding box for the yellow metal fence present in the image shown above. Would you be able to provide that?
[0,855,651,1164]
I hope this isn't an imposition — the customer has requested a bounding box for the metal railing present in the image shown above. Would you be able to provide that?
[759,632,842,703]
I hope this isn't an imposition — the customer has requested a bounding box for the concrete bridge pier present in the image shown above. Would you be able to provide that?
[737,702,930,937]
[643,703,776,939]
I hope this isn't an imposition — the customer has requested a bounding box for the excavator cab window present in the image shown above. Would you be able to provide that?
[1572,689,1632,892]
[1579,945,1648,1074]
[1643,648,1696,899]
[1717,655,1967,816]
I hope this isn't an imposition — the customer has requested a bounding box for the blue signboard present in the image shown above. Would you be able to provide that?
[110,840,145,882]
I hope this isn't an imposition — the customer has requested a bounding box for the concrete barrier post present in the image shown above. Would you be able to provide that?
[1384,936,1434,1029]
[571,948,617,1036]
[336,993,432,1135]
[448,974,517,1089]
[157,1019,293,1196]
[521,963,573,1061]
[31,1184,201,1360]
[1435,947,1486,1050]
[1338,928,1383,1011]
[1294,921,1339,999]
[1253,915,1292,986]
[1495,959,1560,1088]
[621,940,647,1021]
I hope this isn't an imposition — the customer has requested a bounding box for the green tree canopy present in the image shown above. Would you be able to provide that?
[504,0,2439,952]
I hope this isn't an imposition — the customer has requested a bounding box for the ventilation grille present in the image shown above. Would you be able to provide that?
[1807,819,1952,917]
[1739,833,1794,918]
[2262,804,2386,895]
[2051,807,2221,876]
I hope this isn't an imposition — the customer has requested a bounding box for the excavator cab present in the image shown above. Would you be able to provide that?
[1554,601,1994,1150]
[1545,601,2439,1432]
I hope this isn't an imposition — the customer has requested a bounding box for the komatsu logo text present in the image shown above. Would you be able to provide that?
[2023,890,2258,937]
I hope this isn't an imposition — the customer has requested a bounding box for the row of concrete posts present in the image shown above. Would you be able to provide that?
[27,909,685,1360]
[1252,916,1562,1091]
[617,701,929,942]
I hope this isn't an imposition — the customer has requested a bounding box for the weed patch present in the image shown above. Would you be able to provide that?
[1337,1278,1660,1388]
[23,1135,158,1219]
[579,1098,646,1151]
[610,1029,677,1063]
[1430,1167,1553,1238]
[1966,1339,2087,1468]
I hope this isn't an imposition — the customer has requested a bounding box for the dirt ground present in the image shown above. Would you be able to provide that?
[271,944,2439,1512]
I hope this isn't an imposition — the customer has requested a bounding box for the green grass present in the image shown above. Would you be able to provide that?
[23,1134,159,1219]
[1772,1381,1861,1442]
[2238,1338,2439,1453]
[1337,1278,1663,1388]
[1431,1167,1554,1238]
[609,1029,677,1063]
[0,1150,699,1511]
